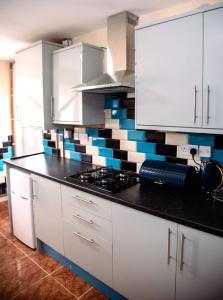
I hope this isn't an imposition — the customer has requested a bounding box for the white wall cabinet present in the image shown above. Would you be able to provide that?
[112,202,177,300]
[136,6,223,134]
[52,43,105,125]
[31,174,64,255]
[15,41,62,129]
[176,225,223,300]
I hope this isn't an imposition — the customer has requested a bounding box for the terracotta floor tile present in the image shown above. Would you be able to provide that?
[0,209,9,228]
[13,276,76,300]
[52,266,91,297]
[80,288,110,300]
[0,239,25,266]
[29,251,62,274]
[12,237,36,256]
[0,256,47,300]
[0,233,8,247]
[0,223,13,240]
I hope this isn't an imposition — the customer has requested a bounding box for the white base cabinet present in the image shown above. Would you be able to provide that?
[176,225,223,300]
[112,203,177,300]
[31,174,64,255]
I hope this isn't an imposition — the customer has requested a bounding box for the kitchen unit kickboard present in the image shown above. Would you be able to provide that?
[43,94,223,170]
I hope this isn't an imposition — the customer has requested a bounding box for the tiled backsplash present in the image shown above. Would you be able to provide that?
[0,135,13,195]
[43,95,223,172]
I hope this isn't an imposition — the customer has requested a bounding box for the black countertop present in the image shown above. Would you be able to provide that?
[5,153,223,238]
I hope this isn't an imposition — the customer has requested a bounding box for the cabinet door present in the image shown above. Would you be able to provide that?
[53,46,82,124]
[136,14,203,128]
[112,203,177,300]
[176,225,223,300]
[203,8,223,129]
[15,44,44,127]
[31,174,64,254]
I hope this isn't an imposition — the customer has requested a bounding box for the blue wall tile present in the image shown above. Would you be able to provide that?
[3,153,11,159]
[105,96,120,109]
[70,151,81,161]
[120,119,135,130]
[43,139,48,146]
[99,147,113,158]
[212,150,223,165]
[64,138,70,142]
[0,165,3,171]
[146,154,166,161]
[64,142,75,151]
[7,146,13,155]
[86,128,99,137]
[44,146,53,155]
[188,134,215,147]
[128,130,146,141]
[112,109,127,119]
[92,138,106,147]
[106,158,121,169]
[137,142,156,154]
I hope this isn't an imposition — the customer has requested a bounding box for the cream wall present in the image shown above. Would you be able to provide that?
[0,61,11,145]
[72,0,222,45]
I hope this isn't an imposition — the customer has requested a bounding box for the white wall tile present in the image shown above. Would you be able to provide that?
[105,119,120,129]
[165,132,188,145]
[137,163,143,173]
[128,151,146,163]
[64,150,70,159]
[104,109,112,119]
[120,140,136,151]
[112,129,128,140]
[74,127,86,134]
[86,145,99,155]
[92,155,106,167]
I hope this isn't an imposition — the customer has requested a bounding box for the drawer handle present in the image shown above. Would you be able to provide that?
[167,228,172,264]
[180,233,186,271]
[72,195,94,205]
[73,231,94,243]
[73,214,94,224]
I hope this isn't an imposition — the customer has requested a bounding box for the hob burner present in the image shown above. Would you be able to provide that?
[65,166,140,193]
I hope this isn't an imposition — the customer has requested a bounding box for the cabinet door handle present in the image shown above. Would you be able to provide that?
[180,233,186,271]
[167,228,172,264]
[72,195,94,205]
[193,86,197,123]
[73,213,94,224]
[73,231,94,244]
[50,96,54,120]
[206,85,210,124]
[31,178,37,199]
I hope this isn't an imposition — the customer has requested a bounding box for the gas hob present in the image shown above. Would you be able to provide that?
[65,167,140,193]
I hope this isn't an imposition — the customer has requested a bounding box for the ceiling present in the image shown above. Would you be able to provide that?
[0,0,192,60]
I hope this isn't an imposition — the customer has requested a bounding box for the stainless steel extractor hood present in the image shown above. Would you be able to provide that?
[70,11,138,94]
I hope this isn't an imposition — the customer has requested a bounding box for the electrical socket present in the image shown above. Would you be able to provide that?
[179,144,199,158]
[199,146,211,158]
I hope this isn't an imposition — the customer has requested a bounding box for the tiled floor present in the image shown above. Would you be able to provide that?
[0,200,110,300]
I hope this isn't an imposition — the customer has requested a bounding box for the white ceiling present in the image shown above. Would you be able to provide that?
[0,0,192,60]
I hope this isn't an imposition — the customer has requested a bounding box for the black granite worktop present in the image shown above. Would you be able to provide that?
[5,153,223,238]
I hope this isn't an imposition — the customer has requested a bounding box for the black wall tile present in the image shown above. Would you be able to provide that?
[146,131,166,144]
[75,145,86,153]
[166,157,188,165]
[121,98,135,109]
[98,129,112,138]
[156,144,177,157]
[81,153,92,163]
[127,109,135,119]
[3,141,12,147]
[70,139,80,144]
[113,149,128,160]
[48,141,56,148]
[0,148,8,153]
[0,154,3,159]
[8,135,13,142]
[52,149,60,157]
[121,160,137,172]
[44,133,51,140]
[214,135,223,150]
[106,139,120,149]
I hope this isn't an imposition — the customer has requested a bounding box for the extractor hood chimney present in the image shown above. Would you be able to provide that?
[70,11,138,94]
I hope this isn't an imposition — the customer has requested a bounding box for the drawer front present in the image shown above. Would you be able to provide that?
[63,220,112,287]
[61,184,111,220]
[62,201,112,242]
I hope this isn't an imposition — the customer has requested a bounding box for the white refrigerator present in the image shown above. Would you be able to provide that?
[10,168,36,248]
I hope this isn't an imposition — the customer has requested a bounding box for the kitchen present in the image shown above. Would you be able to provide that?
[0,0,223,299]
